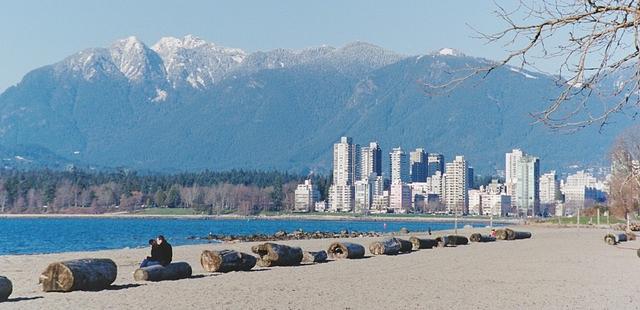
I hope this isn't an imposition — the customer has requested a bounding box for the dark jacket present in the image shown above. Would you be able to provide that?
[151,242,173,266]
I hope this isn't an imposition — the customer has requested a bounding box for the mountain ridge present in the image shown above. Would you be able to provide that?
[0,35,629,174]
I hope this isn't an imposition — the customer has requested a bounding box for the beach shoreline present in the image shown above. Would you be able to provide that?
[1,226,638,309]
[0,212,522,224]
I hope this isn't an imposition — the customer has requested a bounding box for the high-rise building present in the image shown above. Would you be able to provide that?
[467,166,474,189]
[426,170,446,200]
[427,153,445,177]
[410,148,428,183]
[514,155,540,216]
[329,136,357,212]
[360,142,382,180]
[332,136,356,186]
[505,149,524,195]
[539,170,561,205]
[294,179,320,212]
[444,156,468,214]
[390,147,410,184]
[354,179,373,213]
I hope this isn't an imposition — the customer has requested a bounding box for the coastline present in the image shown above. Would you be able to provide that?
[2,226,637,309]
[0,212,521,224]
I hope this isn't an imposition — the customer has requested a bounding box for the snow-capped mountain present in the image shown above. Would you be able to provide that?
[152,35,246,89]
[0,36,630,173]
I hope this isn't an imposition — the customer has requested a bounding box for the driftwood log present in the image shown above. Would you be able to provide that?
[369,238,401,255]
[134,262,192,281]
[604,233,627,245]
[397,238,413,253]
[496,229,532,240]
[409,236,438,250]
[39,258,117,292]
[302,250,328,263]
[0,276,11,302]
[469,233,496,243]
[200,250,256,272]
[436,235,469,247]
[626,232,637,241]
[328,242,365,259]
[251,243,303,267]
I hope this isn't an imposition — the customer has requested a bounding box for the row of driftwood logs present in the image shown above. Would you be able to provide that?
[188,229,386,242]
[7,228,532,297]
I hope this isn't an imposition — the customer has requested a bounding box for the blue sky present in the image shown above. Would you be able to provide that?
[0,0,534,92]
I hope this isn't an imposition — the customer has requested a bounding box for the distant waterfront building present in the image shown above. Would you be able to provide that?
[444,156,468,214]
[468,189,482,215]
[468,182,511,216]
[467,166,474,189]
[354,179,374,212]
[390,147,410,184]
[294,179,320,212]
[426,170,446,201]
[539,170,561,206]
[314,200,328,212]
[514,155,540,216]
[410,148,428,183]
[371,191,390,213]
[389,183,412,213]
[505,149,524,196]
[329,136,357,212]
[427,153,445,177]
[562,170,606,212]
[360,142,382,180]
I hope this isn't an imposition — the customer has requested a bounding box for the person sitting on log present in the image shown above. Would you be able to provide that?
[140,235,173,267]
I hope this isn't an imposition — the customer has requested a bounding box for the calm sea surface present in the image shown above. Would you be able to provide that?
[0,217,496,255]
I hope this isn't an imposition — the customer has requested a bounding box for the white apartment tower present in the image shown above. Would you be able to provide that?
[360,142,382,180]
[444,156,468,214]
[294,179,320,212]
[390,147,410,184]
[505,149,524,196]
[514,155,540,216]
[329,136,357,212]
[539,170,561,205]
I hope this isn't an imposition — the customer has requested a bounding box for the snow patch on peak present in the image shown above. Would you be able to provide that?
[151,88,168,102]
[436,48,463,56]
[151,35,247,89]
[109,36,165,82]
[509,67,538,79]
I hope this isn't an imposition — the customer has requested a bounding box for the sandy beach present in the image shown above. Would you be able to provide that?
[1,226,638,309]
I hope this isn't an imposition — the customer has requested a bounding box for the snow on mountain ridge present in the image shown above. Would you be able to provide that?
[49,35,407,91]
[152,35,247,89]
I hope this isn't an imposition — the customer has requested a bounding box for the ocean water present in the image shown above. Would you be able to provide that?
[0,217,495,255]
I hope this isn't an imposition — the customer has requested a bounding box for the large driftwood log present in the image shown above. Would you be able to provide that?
[505,229,532,240]
[436,235,469,247]
[469,233,496,243]
[397,238,413,253]
[39,258,117,292]
[495,229,508,240]
[369,238,401,255]
[134,262,192,281]
[496,228,532,240]
[328,242,365,259]
[251,243,303,267]
[0,276,11,302]
[604,233,627,245]
[302,250,328,263]
[200,250,256,272]
[409,236,438,250]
